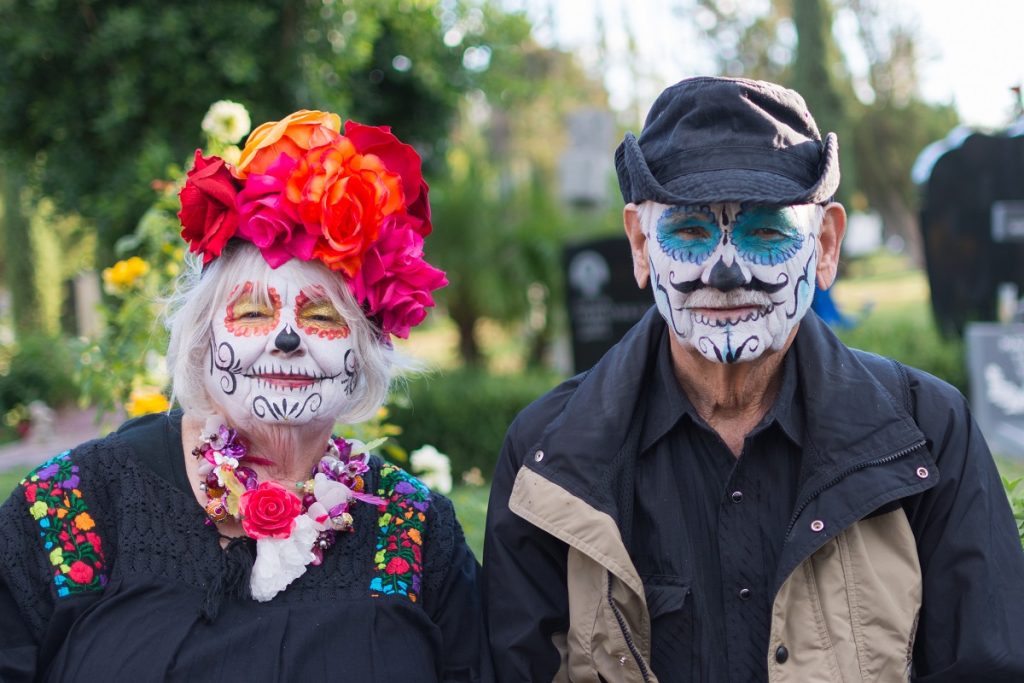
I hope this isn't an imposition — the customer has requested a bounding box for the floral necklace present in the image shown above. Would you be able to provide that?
[192,419,384,601]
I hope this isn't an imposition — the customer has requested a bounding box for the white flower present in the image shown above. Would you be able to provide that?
[410,445,452,494]
[201,100,252,145]
[250,514,319,602]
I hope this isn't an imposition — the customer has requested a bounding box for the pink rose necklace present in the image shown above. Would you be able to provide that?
[193,423,385,567]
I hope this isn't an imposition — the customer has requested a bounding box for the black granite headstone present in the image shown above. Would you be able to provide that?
[920,132,1024,335]
[563,237,652,373]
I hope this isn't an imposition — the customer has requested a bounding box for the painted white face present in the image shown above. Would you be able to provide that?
[643,201,820,363]
[204,264,359,429]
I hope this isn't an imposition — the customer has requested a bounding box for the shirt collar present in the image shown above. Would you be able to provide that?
[640,331,804,453]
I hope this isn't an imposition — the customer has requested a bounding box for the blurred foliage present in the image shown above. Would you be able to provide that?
[429,13,611,364]
[0,0,509,259]
[0,334,78,428]
[1003,476,1024,547]
[694,0,959,264]
[391,367,561,480]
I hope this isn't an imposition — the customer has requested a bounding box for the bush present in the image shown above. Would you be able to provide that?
[0,334,77,414]
[391,368,563,482]
[837,305,967,395]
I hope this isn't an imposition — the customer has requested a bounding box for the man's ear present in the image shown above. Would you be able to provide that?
[623,203,650,289]
[816,202,847,290]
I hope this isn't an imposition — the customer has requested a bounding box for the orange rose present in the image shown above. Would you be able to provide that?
[234,110,342,178]
[286,138,405,276]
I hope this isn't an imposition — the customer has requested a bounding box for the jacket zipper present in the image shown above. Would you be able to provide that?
[607,572,651,682]
[785,440,927,538]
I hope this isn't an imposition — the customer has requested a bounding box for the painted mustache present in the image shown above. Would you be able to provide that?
[669,269,789,295]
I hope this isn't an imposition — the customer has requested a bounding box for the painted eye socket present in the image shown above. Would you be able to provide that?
[232,300,273,320]
[674,225,712,239]
[752,227,787,240]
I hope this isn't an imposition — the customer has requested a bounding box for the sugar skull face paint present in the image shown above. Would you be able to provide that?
[643,201,820,363]
[204,263,359,429]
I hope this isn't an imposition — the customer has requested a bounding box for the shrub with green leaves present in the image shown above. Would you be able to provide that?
[391,368,562,481]
[0,334,77,416]
[1003,476,1024,548]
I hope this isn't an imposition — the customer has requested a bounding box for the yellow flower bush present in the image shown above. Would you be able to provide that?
[102,256,150,294]
[125,390,171,417]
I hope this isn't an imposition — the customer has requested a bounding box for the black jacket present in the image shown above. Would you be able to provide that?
[484,308,1024,682]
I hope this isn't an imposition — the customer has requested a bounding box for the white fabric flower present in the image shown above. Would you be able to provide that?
[249,514,319,602]
[410,445,452,494]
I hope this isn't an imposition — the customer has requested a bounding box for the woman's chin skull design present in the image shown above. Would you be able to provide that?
[643,201,820,364]
[203,267,360,429]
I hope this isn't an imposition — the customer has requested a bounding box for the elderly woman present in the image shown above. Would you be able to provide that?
[0,111,490,681]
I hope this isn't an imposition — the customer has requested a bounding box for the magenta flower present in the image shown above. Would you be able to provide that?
[236,154,319,268]
[348,214,447,339]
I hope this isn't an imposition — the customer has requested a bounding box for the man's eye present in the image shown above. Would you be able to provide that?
[675,225,711,239]
[753,228,786,239]
[232,302,272,320]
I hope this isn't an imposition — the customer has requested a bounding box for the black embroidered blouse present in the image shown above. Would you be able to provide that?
[0,412,491,682]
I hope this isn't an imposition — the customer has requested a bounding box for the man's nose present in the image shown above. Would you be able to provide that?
[706,257,748,291]
[273,325,302,353]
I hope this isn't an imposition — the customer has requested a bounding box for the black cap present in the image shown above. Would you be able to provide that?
[615,77,839,205]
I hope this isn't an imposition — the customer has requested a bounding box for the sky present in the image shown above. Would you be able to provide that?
[510,0,1024,130]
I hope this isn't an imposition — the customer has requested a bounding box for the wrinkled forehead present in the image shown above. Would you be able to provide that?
[640,201,823,234]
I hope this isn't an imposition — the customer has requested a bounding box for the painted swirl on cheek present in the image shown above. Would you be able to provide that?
[730,207,805,266]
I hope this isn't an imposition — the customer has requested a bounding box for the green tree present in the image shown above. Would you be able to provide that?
[429,9,611,365]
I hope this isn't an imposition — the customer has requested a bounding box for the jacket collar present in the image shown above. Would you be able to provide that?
[528,307,927,515]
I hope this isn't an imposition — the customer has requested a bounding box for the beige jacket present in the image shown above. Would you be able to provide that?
[510,466,922,683]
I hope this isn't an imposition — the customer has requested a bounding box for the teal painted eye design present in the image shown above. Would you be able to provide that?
[656,207,721,265]
[731,207,805,266]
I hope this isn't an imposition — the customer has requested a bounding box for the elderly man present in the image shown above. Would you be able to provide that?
[483,77,1024,682]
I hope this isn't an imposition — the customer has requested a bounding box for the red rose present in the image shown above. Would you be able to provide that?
[68,560,94,585]
[239,481,302,540]
[178,150,242,263]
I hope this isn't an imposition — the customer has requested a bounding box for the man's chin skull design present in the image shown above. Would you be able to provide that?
[643,201,820,364]
[203,266,360,429]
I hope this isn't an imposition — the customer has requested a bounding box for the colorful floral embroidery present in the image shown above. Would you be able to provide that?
[21,451,107,597]
[369,463,430,602]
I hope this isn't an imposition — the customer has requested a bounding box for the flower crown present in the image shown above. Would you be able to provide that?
[177,109,446,339]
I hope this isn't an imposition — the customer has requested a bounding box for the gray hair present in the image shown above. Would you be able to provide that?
[164,242,396,424]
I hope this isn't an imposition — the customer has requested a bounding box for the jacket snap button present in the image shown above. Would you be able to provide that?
[731,490,743,503]
[916,466,929,479]
[534,450,544,462]
[738,588,752,600]
[775,644,789,663]
[810,519,825,532]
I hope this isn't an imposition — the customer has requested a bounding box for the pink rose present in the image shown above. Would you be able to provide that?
[240,482,302,540]
[236,154,319,268]
[178,150,242,263]
[348,214,447,339]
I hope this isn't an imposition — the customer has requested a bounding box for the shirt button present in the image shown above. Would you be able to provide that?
[775,644,789,663]
[738,588,752,600]
[730,490,743,503]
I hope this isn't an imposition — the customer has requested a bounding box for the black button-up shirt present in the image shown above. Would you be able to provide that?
[630,331,804,682]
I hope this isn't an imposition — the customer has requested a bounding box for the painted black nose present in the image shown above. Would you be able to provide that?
[707,258,748,292]
[274,326,301,353]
